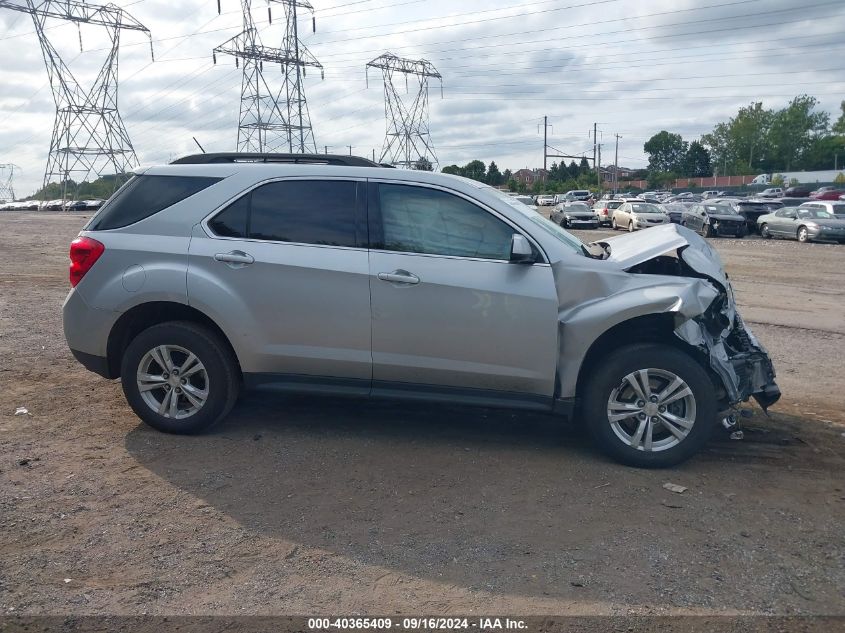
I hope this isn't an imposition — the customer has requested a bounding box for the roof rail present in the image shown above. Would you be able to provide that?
[170,153,392,168]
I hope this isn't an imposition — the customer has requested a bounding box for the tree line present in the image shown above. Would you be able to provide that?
[438,95,845,192]
[643,95,845,186]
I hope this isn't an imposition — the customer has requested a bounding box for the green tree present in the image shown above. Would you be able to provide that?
[683,141,711,177]
[502,168,512,183]
[414,157,433,171]
[832,101,845,135]
[506,178,518,192]
[486,161,502,186]
[462,160,486,182]
[644,131,687,174]
[568,160,579,177]
[767,95,829,171]
[771,173,785,187]
[834,173,845,185]
[579,157,590,174]
[441,164,462,176]
[702,102,772,175]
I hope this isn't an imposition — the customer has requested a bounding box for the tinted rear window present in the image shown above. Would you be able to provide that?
[207,180,359,247]
[89,175,220,230]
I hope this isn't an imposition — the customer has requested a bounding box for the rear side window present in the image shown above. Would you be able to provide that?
[89,175,221,230]
[207,180,359,247]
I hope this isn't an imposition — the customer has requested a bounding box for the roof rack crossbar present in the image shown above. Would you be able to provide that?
[170,153,391,167]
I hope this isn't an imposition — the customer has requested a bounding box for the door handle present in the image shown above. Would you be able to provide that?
[377,270,420,285]
[214,251,254,266]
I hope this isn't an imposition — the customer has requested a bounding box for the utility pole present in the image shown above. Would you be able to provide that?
[592,123,597,168]
[366,53,442,170]
[543,116,548,171]
[597,144,602,189]
[214,1,323,153]
[347,145,353,156]
[613,133,622,195]
[0,1,153,200]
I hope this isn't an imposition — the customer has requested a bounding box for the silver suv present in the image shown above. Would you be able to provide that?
[63,153,780,467]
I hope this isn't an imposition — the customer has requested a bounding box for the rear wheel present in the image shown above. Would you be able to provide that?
[797,226,810,243]
[581,343,718,467]
[121,321,240,434]
[611,217,618,230]
[760,223,772,239]
[628,221,635,232]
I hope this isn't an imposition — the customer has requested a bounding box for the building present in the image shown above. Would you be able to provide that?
[512,168,548,185]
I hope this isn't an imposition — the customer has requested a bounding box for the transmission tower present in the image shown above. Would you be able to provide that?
[0,164,19,202]
[366,52,442,169]
[0,1,153,200]
[214,0,323,153]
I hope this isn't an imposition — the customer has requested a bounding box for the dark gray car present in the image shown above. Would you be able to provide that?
[550,202,598,229]
[682,204,748,238]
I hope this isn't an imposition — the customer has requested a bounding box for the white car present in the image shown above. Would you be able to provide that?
[612,201,669,232]
[536,195,555,206]
[513,195,538,212]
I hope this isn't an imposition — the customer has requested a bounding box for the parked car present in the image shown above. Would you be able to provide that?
[513,195,538,212]
[681,204,748,238]
[783,186,812,197]
[701,191,720,199]
[798,200,845,220]
[564,189,591,202]
[592,199,623,226]
[550,202,599,229]
[660,203,687,224]
[62,152,780,468]
[809,189,845,201]
[759,187,783,198]
[758,207,845,243]
[708,198,781,233]
[536,195,555,206]
[611,201,669,232]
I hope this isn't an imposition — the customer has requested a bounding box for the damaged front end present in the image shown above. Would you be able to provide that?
[596,224,781,411]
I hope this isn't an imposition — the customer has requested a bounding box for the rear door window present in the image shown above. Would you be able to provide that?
[207,179,360,247]
[89,175,221,230]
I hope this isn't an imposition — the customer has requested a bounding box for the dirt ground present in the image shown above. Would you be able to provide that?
[1,211,844,617]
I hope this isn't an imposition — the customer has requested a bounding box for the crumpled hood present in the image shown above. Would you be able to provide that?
[592,223,729,290]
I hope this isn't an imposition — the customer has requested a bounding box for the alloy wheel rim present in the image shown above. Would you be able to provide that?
[136,345,209,419]
[606,368,697,452]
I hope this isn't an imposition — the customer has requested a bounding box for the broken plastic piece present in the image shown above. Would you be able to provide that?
[14,407,28,416]
[663,483,688,494]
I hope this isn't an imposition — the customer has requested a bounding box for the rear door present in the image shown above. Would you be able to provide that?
[367,181,559,400]
[188,178,372,388]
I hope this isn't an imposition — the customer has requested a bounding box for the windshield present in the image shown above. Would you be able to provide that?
[514,196,534,206]
[630,203,662,214]
[489,188,585,256]
[833,204,845,214]
[798,209,834,219]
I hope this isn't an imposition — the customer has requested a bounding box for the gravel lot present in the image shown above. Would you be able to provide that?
[1,211,843,617]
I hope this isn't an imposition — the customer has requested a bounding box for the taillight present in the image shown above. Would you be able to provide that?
[602,208,609,215]
[69,236,105,287]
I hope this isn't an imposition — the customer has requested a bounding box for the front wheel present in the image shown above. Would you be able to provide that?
[611,217,618,230]
[702,223,715,238]
[760,223,771,239]
[797,226,810,243]
[628,221,635,232]
[581,343,718,467]
[120,321,240,434]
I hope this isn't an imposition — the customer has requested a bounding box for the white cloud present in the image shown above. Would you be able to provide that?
[0,0,844,195]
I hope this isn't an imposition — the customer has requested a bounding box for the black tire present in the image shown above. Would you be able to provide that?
[737,225,748,238]
[760,223,771,239]
[703,223,715,238]
[611,217,618,230]
[581,343,718,468]
[628,221,634,232]
[120,321,240,434]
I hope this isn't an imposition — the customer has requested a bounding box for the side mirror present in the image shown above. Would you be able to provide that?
[510,234,535,264]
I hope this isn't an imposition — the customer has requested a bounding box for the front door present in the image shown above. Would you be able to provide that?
[367,181,559,399]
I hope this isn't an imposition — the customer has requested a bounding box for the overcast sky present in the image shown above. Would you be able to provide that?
[1,0,844,195]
